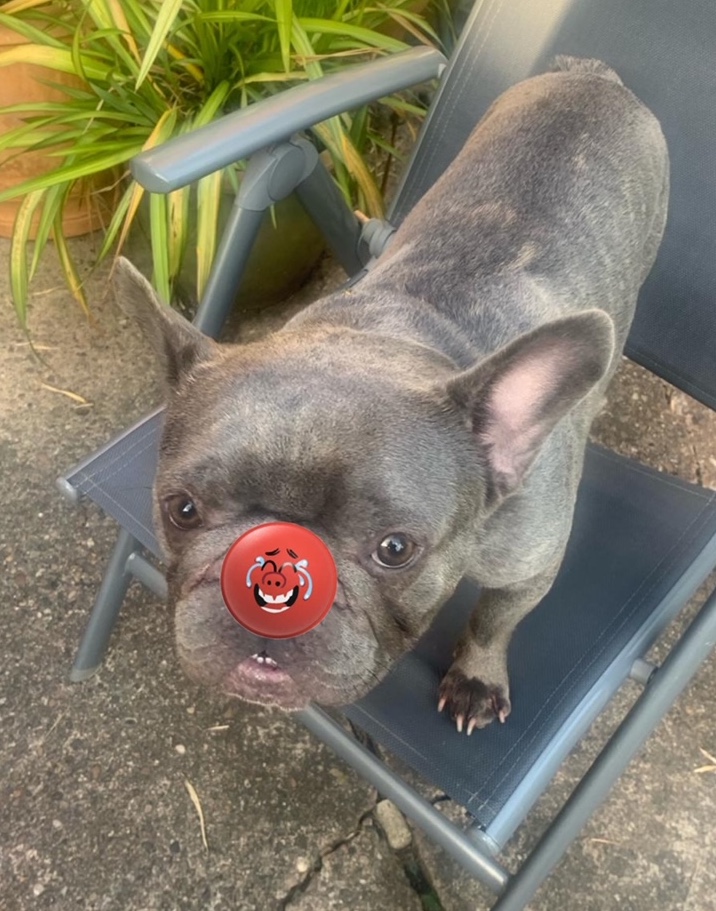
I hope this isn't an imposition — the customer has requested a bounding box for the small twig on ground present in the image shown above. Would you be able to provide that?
[184,779,209,850]
[40,383,92,406]
[694,747,716,774]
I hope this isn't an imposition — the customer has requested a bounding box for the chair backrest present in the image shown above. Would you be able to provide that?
[391,0,716,410]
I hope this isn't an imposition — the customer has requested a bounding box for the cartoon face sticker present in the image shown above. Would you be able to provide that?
[221,522,338,639]
[245,549,314,613]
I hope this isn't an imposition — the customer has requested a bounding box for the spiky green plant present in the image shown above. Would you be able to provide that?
[0,0,440,326]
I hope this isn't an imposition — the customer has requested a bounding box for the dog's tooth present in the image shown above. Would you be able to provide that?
[251,653,259,660]
[257,655,265,664]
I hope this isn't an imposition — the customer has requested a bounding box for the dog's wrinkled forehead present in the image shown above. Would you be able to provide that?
[160,338,463,528]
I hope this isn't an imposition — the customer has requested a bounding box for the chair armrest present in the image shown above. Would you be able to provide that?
[131,46,447,193]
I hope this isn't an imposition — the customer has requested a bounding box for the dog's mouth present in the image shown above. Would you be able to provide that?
[247,650,281,670]
[224,650,308,710]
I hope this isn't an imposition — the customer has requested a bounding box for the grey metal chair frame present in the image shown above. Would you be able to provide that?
[58,4,716,909]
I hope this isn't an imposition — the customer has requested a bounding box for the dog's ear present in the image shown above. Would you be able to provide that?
[113,256,218,389]
[446,310,615,499]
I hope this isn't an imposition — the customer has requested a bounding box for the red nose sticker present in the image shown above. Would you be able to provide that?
[221,522,338,639]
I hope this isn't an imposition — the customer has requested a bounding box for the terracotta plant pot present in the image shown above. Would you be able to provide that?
[0,25,115,239]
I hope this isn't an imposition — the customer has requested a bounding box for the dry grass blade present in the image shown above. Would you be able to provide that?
[184,779,209,850]
[694,746,716,774]
[40,383,91,405]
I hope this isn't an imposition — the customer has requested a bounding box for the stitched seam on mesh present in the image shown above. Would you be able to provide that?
[73,420,160,483]
[628,346,716,407]
[590,448,714,499]
[76,472,157,549]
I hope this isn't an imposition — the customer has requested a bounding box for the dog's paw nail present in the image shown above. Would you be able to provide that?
[439,668,511,733]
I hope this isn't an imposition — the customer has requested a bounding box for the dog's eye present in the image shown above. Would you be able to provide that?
[373,533,417,568]
[164,494,202,530]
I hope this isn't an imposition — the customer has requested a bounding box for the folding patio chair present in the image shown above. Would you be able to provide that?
[58,0,716,907]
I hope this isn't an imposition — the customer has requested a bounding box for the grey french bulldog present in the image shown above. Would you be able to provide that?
[116,57,668,735]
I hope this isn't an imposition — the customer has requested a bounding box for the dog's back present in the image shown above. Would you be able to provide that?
[359,57,669,365]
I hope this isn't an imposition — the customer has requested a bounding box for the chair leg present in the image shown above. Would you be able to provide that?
[491,583,716,911]
[70,527,139,682]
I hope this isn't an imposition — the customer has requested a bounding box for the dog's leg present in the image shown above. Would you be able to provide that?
[438,567,559,734]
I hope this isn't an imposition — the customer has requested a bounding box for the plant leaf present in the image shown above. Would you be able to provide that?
[0,0,52,14]
[101,107,179,264]
[235,71,309,88]
[380,95,428,118]
[9,189,45,326]
[0,12,68,48]
[359,5,441,44]
[135,0,183,90]
[337,126,384,217]
[142,106,180,298]
[167,184,190,277]
[379,9,437,48]
[165,42,205,85]
[30,183,68,280]
[191,81,231,129]
[196,169,223,301]
[95,177,134,262]
[290,15,324,80]
[0,101,141,123]
[101,0,142,63]
[195,11,272,23]
[0,145,143,203]
[297,18,408,52]
[149,191,170,302]
[0,45,110,81]
[53,213,89,315]
[275,0,293,73]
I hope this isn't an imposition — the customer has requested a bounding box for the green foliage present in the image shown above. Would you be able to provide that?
[0,0,440,325]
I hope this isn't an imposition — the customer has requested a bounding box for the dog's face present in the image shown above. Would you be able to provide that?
[153,320,483,709]
[116,259,612,709]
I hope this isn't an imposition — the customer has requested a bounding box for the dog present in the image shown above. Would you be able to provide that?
[116,57,669,735]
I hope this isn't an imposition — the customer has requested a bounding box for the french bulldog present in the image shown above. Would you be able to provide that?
[116,56,668,735]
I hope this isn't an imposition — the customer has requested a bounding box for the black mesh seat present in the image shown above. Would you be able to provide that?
[63,430,716,850]
[62,410,163,557]
[347,447,716,846]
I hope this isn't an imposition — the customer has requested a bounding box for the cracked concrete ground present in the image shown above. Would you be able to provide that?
[1,235,716,911]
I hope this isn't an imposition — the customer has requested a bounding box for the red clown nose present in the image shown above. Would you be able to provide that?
[221,522,338,639]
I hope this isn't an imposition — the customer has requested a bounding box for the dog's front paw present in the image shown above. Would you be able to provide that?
[438,668,511,735]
